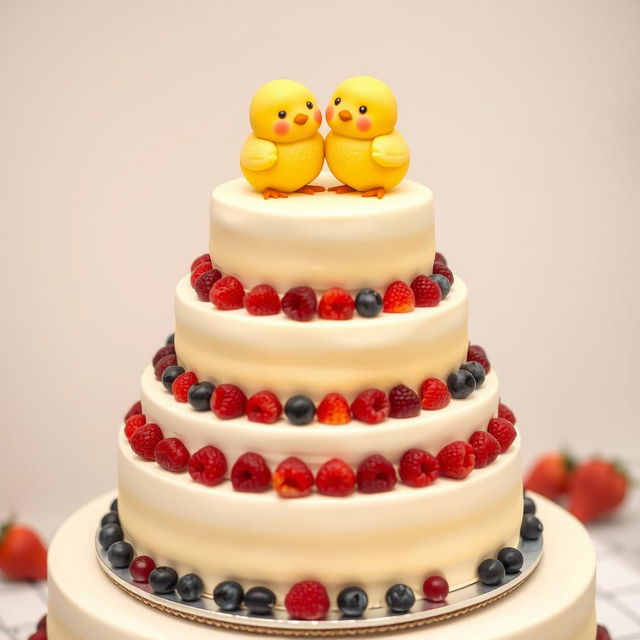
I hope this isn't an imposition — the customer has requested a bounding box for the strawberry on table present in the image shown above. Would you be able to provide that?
[524,452,575,500]
[0,522,47,580]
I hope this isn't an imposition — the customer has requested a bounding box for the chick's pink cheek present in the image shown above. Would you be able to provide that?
[274,121,290,136]
[325,105,334,122]
[314,108,322,124]
[356,116,371,132]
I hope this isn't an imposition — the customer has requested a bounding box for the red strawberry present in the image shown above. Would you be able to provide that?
[190,253,212,272]
[524,453,575,499]
[0,523,47,580]
[316,458,356,497]
[383,281,415,313]
[245,284,281,316]
[124,400,142,421]
[130,423,163,461]
[171,371,198,403]
[434,251,447,266]
[282,286,318,322]
[29,630,46,640]
[154,353,178,380]
[210,276,245,310]
[351,388,390,424]
[568,460,628,523]
[152,344,176,367]
[246,391,282,424]
[317,393,351,425]
[194,269,222,301]
[411,275,442,307]
[285,580,330,620]
[487,418,516,453]
[273,457,314,498]
[389,384,421,418]
[468,431,501,468]
[467,344,491,373]
[318,288,355,320]
[188,446,227,486]
[190,261,213,288]
[437,441,475,479]
[211,384,247,419]
[498,402,517,424]
[399,449,440,487]
[420,378,451,410]
[154,437,190,472]
[432,261,454,285]
[357,455,397,493]
[596,624,612,640]
[231,452,271,492]
[124,413,146,441]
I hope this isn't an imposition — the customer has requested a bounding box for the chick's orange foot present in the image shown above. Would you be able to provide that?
[262,188,289,200]
[328,184,356,194]
[362,187,386,199]
[296,184,326,195]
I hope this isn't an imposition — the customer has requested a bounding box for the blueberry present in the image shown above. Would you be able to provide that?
[162,365,185,392]
[107,541,134,569]
[244,586,276,615]
[521,514,543,540]
[429,274,451,299]
[149,566,178,594]
[523,496,537,515]
[447,370,476,399]
[460,361,486,387]
[177,573,204,602]
[355,289,383,318]
[166,333,175,345]
[98,523,123,551]
[497,547,524,574]
[110,498,118,513]
[101,511,120,527]
[477,558,505,585]
[188,381,215,411]
[213,580,245,611]
[385,584,415,613]
[284,395,316,425]
[337,586,368,617]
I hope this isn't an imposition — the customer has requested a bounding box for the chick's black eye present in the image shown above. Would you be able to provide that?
[334,97,341,105]
[306,101,313,109]
[359,105,367,114]
[278,111,286,119]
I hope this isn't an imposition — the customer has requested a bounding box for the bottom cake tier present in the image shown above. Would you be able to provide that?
[47,492,597,640]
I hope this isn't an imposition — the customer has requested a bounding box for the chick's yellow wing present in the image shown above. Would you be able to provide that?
[371,130,410,168]
[240,134,278,172]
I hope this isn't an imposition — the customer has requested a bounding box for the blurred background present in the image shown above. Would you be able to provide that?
[1,0,639,538]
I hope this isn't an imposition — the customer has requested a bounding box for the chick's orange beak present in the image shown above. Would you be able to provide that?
[294,113,308,125]
[338,110,352,121]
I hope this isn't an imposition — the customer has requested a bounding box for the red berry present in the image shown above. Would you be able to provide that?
[411,275,442,307]
[316,458,356,497]
[210,276,245,310]
[487,418,516,453]
[245,284,281,316]
[434,251,447,266]
[596,625,612,640]
[399,449,440,487]
[190,261,212,288]
[282,286,317,322]
[194,268,222,301]
[171,371,198,403]
[317,393,351,425]
[468,431,501,468]
[246,391,282,424]
[437,441,475,479]
[498,402,517,425]
[130,555,156,582]
[130,423,164,461]
[190,253,212,272]
[423,575,449,602]
[432,261,454,285]
[154,353,178,380]
[351,388,390,424]
[188,445,227,486]
[357,454,397,493]
[124,413,146,441]
[124,400,142,421]
[154,437,190,472]
[211,384,247,419]
[285,580,330,620]
[37,615,47,631]
[273,457,314,498]
[420,378,451,410]
[318,288,355,320]
[231,452,271,492]
[383,281,415,313]
[389,384,421,418]
[467,344,491,373]
[152,344,176,367]
[28,631,46,640]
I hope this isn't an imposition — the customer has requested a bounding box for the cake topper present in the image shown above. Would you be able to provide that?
[241,79,325,199]
[325,76,409,198]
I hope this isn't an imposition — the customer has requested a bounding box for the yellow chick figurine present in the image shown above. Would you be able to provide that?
[241,79,325,199]
[325,76,409,198]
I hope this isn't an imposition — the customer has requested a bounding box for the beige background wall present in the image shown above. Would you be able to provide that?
[1,0,639,536]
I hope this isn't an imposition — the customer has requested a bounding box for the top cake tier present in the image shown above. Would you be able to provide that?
[209,173,435,291]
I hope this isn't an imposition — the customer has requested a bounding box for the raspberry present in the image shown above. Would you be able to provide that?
[351,388,390,424]
[316,458,356,497]
[285,580,330,620]
[467,344,491,373]
[434,251,447,266]
[211,384,247,419]
[432,261,454,285]
[154,437,190,472]
[399,449,440,487]
[282,286,317,321]
[383,281,415,313]
[273,457,314,498]
[487,418,516,453]
[152,344,175,367]
[244,284,281,315]
[210,276,245,310]
[190,261,213,288]
[498,402,517,425]
[420,378,451,410]
[389,384,421,418]
[246,391,282,424]
[231,452,271,492]
[154,353,178,380]
[317,393,351,425]
[318,288,355,320]
[468,431,501,468]
[130,423,164,461]
[190,253,212,272]
[437,441,475,479]
[357,454,397,493]
[171,371,198,403]
[411,275,442,307]
[194,268,222,301]
[124,400,142,421]
[124,413,146,440]
[188,445,227,486]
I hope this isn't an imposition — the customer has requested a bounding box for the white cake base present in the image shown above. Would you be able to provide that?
[47,492,597,640]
